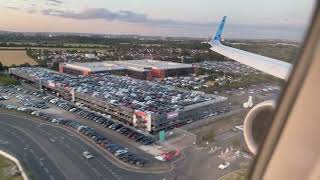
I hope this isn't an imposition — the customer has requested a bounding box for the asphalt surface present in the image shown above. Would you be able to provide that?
[0,113,173,180]
[1,85,168,169]
[0,121,65,180]
[0,84,256,180]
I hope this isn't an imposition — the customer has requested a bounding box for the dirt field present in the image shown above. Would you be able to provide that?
[218,168,248,180]
[0,50,37,66]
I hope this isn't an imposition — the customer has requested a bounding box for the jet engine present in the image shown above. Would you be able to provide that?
[243,100,276,155]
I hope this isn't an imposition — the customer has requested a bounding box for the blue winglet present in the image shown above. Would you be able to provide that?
[211,16,227,44]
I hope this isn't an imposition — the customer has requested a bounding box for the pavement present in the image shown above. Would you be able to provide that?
[15,83,169,168]
[0,113,175,180]
[0,116,66,180]
[0,84,256,180]
[0,112,253,180]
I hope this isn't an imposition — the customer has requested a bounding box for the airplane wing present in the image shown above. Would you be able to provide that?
[209,16,292,80]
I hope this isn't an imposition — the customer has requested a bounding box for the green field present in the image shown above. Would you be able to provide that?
[0,74,19,86]
[63,43,108,48]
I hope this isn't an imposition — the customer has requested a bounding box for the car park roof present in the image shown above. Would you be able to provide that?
[11,67,226,115]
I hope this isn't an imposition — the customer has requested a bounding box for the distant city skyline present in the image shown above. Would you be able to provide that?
[0,0,315,40]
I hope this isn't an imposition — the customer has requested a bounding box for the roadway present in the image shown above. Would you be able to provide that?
[0,113,173,180]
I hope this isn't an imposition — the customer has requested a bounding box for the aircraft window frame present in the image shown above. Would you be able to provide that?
[249,2,320,179]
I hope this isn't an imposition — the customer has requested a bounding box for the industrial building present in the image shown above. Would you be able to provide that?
[59,59,195,80]
[10,67,228,134]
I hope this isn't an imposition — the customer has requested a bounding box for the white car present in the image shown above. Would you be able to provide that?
[50,99,58,103]
[6,105,16,109]
[2,96,9,100]
[82,151,94,159]
[17,107,26,111]
[69,108,77,112]
[218,161,230,170]
[51,118,60,123]
[114,150,128,156]
[31,111,40,116]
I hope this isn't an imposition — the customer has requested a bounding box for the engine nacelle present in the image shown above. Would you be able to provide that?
[243,100,276,155]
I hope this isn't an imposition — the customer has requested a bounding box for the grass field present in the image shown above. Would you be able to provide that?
[218,168,248,180]
[0,155,23,180]
[0,74,19,86]
[63,43,108,48]
[191,111,247,145]
[0,50,37,66]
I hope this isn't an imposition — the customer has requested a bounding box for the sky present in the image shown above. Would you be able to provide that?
[0,0,315,40]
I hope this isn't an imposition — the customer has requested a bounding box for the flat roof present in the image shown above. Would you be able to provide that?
[64,62,126,72]
[62,59,193,72]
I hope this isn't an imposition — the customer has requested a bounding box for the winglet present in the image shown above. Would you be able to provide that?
[211,16,227,45]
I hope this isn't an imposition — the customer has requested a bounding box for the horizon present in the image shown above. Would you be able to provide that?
[0,0,315,41]
[0,29,302,43]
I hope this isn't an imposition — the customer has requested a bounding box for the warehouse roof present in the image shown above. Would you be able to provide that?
[62,59,193,72]
[63,62,126,72]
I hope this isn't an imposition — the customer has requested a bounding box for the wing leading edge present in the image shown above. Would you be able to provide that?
[210,16,292,80]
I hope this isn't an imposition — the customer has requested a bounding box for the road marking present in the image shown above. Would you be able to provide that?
[49,175,55,180]
[83,161,103,177]
[29,149,35,154]
[39,160,44,167]
[96,159,121,180]
[0,116,72,179]
[0,140,8,144]
[91,167,102,177]
[44,167,49,173]
[0,113,173,174]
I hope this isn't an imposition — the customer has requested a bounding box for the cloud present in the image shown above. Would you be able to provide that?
[47,0,63,4]
[4,6,20,10]
[2,5,305,40]
[4,5,36,14]
[41,8,148,23]
[40,8,218,29]
[40,8,305,35]
[26,8,37,14]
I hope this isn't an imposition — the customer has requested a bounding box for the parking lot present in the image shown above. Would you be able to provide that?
[0,84,257,178]
[196,61,262,75]
[0,85,170,169]
[10,67,228,133]
[154,75,208,90]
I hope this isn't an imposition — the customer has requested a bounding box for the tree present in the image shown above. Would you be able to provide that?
[0,62,4,71]
[232,138,241,148]
[22,62,31,67]
[202,130,215,142]
[51,62,59,71]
